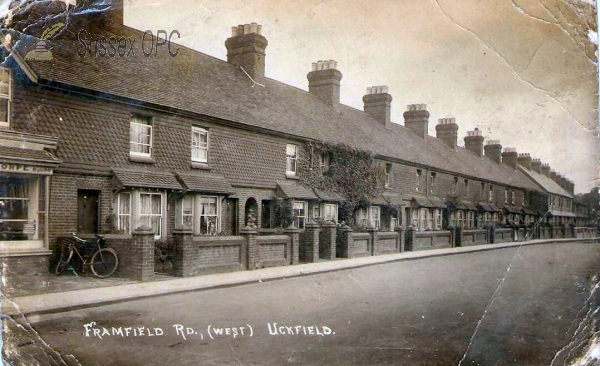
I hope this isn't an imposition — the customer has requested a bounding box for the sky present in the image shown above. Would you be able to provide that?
[124,0,599,194]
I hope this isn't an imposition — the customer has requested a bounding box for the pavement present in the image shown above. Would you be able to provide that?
[1,237,597,317]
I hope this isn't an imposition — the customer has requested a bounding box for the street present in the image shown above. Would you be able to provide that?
[4,242,600,366]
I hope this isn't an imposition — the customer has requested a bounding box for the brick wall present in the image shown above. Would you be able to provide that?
[256,235,291,268]
[414,231,452,250]
[351,233,371,257]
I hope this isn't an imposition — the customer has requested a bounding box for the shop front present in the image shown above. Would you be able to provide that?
[0,130,60,271]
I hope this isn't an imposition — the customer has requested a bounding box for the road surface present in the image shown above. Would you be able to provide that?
[3,242,600,365]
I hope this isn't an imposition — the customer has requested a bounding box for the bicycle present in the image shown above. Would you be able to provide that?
[54,233,119,278]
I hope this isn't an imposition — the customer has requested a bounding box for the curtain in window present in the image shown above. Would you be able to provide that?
[118,192,131,233]
[286,145,297,174]
[199,196,218,235]
[140,194,161,236]
[293,201,306,229]
[130,117,152,155]
[182,195,193,228]
[192,128,208,162]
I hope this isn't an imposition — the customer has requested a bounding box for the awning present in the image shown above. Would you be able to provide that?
[313,188,344,202]
[176,172,233,195]
[382,193,408,206]
[276,182,318,200]
[112,168,183,190]
[503,206,523,214]
[549,210,577,218]
[412,196,446,209]
[522,207,537,215]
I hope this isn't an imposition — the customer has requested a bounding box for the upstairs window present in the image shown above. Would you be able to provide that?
[0,68,11,127]
[130,115,153,157]
[286,144,298,177]
[416,169,422,192]
[489,184,494,202]
[429,173,436,194]
[464,179,469,197]
[453,177,458,195]
[504,189,508,204]
[191,126,208,163]
[511,190,516,205]
[385,163,392,187]
[480,183,485,200]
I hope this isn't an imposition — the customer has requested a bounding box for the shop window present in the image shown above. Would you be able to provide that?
[0,177,39,241]
[0,68,11,127]
[77,190,99,234]
[130,114,153,158]
[191,126,208,163]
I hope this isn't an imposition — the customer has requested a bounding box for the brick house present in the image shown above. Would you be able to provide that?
[0,0,589,275]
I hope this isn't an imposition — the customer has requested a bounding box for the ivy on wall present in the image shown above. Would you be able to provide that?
[298,141,386,225]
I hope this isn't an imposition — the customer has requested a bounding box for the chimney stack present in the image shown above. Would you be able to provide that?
[307,60,343,110]
[541,164,551,177]
[403,104,429,139]
[550,170,558,183]
[363,86,392,128]
[225,23,268,81]
[435,118,459,149]
[464,128,484,157]
[568,180,575,195]
[484,140,503,164]
[517,153,532,170]
[501,147,518,169]
[531,158,542,174]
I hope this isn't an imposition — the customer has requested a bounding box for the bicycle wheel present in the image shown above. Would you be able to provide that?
[54,245,72,276]
[90,248,118,278]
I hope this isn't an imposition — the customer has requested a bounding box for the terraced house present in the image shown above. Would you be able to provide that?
[0,0,593,279]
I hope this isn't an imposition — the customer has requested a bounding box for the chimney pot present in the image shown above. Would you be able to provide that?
[464,128,485,157]
[517,152,533,170]
[363,85,392,128]
[484,140,502,164]
[225,23,268,80]
[307,60,343,109]
[435,117,459,149]
[403,104,430,139]
[501,147,518,169]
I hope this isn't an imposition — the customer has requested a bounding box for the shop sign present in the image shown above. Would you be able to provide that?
[0,163,53,175]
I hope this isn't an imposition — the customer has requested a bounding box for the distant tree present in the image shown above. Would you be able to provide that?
[575,187,599,227]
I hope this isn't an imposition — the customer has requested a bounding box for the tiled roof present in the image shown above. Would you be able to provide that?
[517,166,573,198]
[112,168,182,190]
[477,202,501,212]
[276,182,318,200]
[10,23,541,191]
[0,146,60,165]
[313,188,343,202]
[412,196,446,208]
[504,206,522,214]
[176,172,232,194]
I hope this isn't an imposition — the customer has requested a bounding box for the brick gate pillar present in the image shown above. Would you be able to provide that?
[320,220,337,260]
[240,226,258,269]
[394,227,405,253]
[172,229,194,277]
[283,226,300,265]
[302,221,320,263]
[405,226,415,251]
[339,225,354,258]
[366,226,377,256]
[131,225,155,281]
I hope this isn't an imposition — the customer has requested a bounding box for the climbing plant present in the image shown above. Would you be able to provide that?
[298,141,386,226]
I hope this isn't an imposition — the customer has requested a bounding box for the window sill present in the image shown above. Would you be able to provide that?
[285,173,299,180]
[191,161,211,170]
[129,154,155,164]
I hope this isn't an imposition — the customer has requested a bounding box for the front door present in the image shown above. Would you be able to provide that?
[77,190,99,234]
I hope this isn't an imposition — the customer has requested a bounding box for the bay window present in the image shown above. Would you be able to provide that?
[419,208,428,231]
[324,203,337,222]
[181,194,194,229]
[467,211,475,229]
[199,196,218,235]
[370,206,381,229]
[139,193,162,238]
[175,194,221,235]
[191,126,208,163]
[293,200,307,229]
[116,192,131,234]
[435,209,442,230]
[356,206,380,229]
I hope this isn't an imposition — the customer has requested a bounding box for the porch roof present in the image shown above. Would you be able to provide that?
[176,172,233,195]
[549,210,577,218]
[0,146,61,166]
[276,182,318,200]
[313,188,344,202]
[112,168,183,190]
[412,196,446,209]
[477,202,502,212]
[503,206,523,214]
